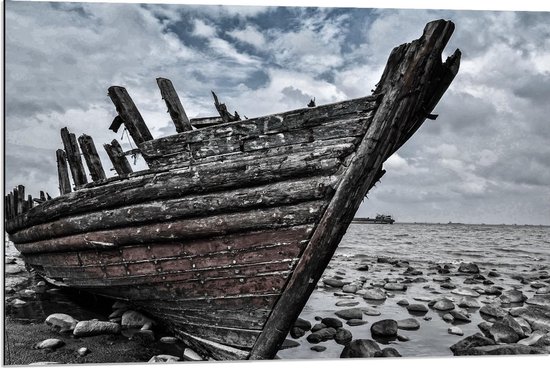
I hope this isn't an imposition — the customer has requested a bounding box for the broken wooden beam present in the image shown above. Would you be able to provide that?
[56,149,72,195]
[211,91,240,123]
[6,194,12,219]
[104,139,133,176]
[78,134,106,181]
[108,86,153,144]
[16,185,25,215]
[27,195,33,211]
[156,78,193,133]
[40,191,46,202]
[60,128,88,187]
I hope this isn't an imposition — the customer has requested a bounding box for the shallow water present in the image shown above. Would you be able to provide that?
[278,223,550,359]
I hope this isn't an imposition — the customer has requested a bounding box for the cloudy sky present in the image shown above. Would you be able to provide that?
[4,1,550,225]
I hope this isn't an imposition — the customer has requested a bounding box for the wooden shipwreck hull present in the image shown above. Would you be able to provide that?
[4,20,460,360]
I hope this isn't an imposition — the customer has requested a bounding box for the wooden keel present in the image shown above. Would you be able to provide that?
[156,78,193,133]
[78,134,106,181]
[60,128,88,187]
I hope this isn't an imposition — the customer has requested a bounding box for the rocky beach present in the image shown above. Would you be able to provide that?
[4,223,550,363]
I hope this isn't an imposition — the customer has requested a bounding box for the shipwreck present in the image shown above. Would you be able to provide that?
[4,20,460,360]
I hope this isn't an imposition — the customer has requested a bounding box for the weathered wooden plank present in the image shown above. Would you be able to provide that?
[104,139,133,175]
[189,136,242,160]
[212,91,240,123]
[60,128,88,187]
[78,134,106,181]
[9,192,16,218]
[175,330,249,360]
[7,148,344,234]
[16,185,25,215]
[249,19,460,359]
[157,78,192,133]
[190,116,223,129]
[153,307,269,330]
[242,130,312,152]
[27,195,33,211]
[55,149,72,195]
[108,86,153,144]
[40,191,46,202]
[5,195,12,219]
[177,322,260,349]
[14,201,323,253]
[12,177,330,243]
[25,225,311,268]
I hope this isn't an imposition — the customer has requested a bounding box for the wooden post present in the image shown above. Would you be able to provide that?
[56,149,72,195]
[9,192,15,218]
[5,195,11,219]
[211,91,240,123]
[78,134,106,181]
[60,128,88,187]
[40,191,46,202]
[12,187,19,216]
[16,185,25,215]
[27,194,33,210]
[104,139,133,176]
[46,193,52,200]
[156,78,193,133]
[107,86,153,144]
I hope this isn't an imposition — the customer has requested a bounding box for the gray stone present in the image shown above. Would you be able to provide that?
[384,283,407,291]
[112,301,129,309]
[335,308,363,320]
[121,310,155,329]
[323,278,348,288]
[443,314,454,323]
[440,283,457,290]
[293,318,312,331]
[490,321,520,343]
[484,286,503,295]
[509,306,550,332]
[280,339,300,350]
[160,336,178,344]
[397,318,420,330]
[335,328,353,345]
[183,348,203,361]
[37,281,46,287]
[407,303,428,313]
[413,296,432,302]
[515,317,533,334]
[452,288,480,297]
[480,304,507,319]
[448,327,464,336]
[311,323,326,332]
[335,300,359,307]
[501,315,527,338]
[307,327,337,343]
[356,264,369,271]
[73,320,121,337]
[433,276,451,282]
[148,355,180,363]
[77,347,90,357]
[536,287,550,294]
[347,319,368,327]
[362,307,381,316]
[518,330,546,346]
[525,294,550,308]
[450,310,471,323]
[397,334,410,342]
[381,347,401,357]
[321,317,343,329]
[396,299,409,306]
[340,339,381,358]
[449,333,495,355]
[362,288,386,301]
[433,299,455,311]
[342,284,359,293]
[458,262,480,274]
[458,297,481,309]
[468,343,546,355]
[12,299,26,307]
[290,327,306,339]
[477,322,493,338]
[500,289,526,304]
[371,319,398,337]
[310,345,326,352]
[35,339,65,350]
[45,313,78,332]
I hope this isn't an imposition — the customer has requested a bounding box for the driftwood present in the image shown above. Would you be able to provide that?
[104,139,133,175]
[157,77,193,132]
[108,86,153,144]
[78,134,106,181]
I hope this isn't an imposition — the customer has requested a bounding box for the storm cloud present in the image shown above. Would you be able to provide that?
[4,1,550,225]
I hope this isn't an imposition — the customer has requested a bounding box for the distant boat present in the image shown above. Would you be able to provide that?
[353,214,395,224]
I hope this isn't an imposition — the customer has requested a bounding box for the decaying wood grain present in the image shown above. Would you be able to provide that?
[104,139,133,175]
[250,19,460,359]
[16,185,25,215]
[212,91,240,123]
[78,134,106,181]
[190,116,223,129]
[108,86,153,144]
[56,149,72,195]
[60,128,88,187]
[157,77,193,133]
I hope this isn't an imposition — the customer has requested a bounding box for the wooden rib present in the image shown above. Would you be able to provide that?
[104,139,132,175]
[60,128,88,186]
[16,185,25,215]
[156,78,192,133]
[14,201,323,253]
[78,134,106,181]
[107,86,153,144]
[40,191,46,202]
[56,149,72,195]
[5,194,12,219]
[249,19,461,359]
[27,195,33,211]
[11,176,332,243]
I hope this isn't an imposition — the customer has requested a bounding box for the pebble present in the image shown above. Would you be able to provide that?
[322,317,343,328]
[36,281,46,287]
[35,338,65,350]
[294,318,312,331]
[323,278,348,288]
[518,330,546,346]
[290,327,306,338]
[73,320,121,337]
[440,283,457,290]
[160,336,178,344]
[477,322,492,338]
[12,299,26,307]
[450,333,495,355]
[121,310,155,329]
[362,288,386,301]
[536,286,550,294]
[525,294,550,308]
[381,347,402,357]
[479,304,507,319]
[342,284,359,293]
[442,314,454,322]
[356,264,369,271]
[396,299,409,306]
[384,283,407,291]
[77,347,90,357]
[458,296,481,308]
[370,319,398,337]
[489,321,520,343]
[311,323,326,332]
[500,289,526,303]
[433,276,451,282]
[406,304,428,313]
[458,262,480,274]
[334,328,353,345]
[148,355,180,363]
[362,307,381,316]
[281,339,300,350]
[183,348,203,361]
[347,319,368,326]
[340,339,381,358]
[397,318,420,330]
[452,287,480,297]
[310,345,326,352]
[448,326,464,336]
[433,299,455,311]
[307,327,337,343]
[413,297,432,302]
[45,313,78,332]
[449,310,471,323]
[397,334,410,342]
[335,300,359,307]
[487,271,501,277]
